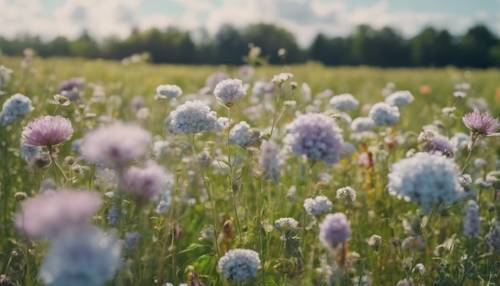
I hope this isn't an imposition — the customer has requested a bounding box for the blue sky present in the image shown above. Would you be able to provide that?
[1,0,498,45]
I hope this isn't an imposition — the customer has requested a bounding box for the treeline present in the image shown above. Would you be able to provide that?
[1,23,499,67]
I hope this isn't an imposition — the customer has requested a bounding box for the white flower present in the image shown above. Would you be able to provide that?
[167,100,222,134]
[214,79,246,105]
[156,84,182,100]
[274,217,299,231]
[385,91,414,107]
[369,102,400,126]
[271,73,293,85]
[304,195,332,217]
[229,121,255,147]
[351,117,375,133]
[336,187,356,203]
[329,94,359,110]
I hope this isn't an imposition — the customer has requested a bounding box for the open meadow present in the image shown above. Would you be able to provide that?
[0,56,499,286]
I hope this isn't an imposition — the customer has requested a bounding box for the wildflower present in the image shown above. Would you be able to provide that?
[0,93,33,126]
[58,77,85,101]
[336,187,356,204]
[252,80,274,98]
[21,116,73,147]
[385,91,414,107]
[274,217,299,232]
[122,162,172,203]
[214,79,246,105]
[205,71,229,91]
[271,73,293,85]
[218,249,261,283]
[156,84,182,100]
[304,196,333,217]
[124,231,140,250]
[319,213,351,248]
[39,227,121,286]
[229,121,258,147]
[351,117,375,133]
[130,96,144,112]
[167,100,222,134]
[453,91,466,98]
[388,152,463,212]
[419,131,454,157]
[462,109,499,135]
[259,140,281,182]
[415,263,425,275]
[369,102,400,126]
[463,200,480,237]
[485,220,500,252]
[329,94,359,111]
[285,113,343,164]
[15,189,102,240]
[450,132,469,151]
[81,122,151,168]
[367,234,382,250]
[20,143,41,163]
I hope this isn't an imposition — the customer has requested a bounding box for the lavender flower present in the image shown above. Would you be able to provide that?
[122,162,171,203]
[214,79,246,105]
[15,189,102,240]
[388,152,463,212]
[304,196,333,217]
[58,77,85,92]
[463,200,480,237]
[462,109,499,135]
[329,94,359,111]
[319,213,351,248]
[21,116,73,147]
[218,249,261,283]
[39,227,121,286]
[156,84,182,100]
[81,122,151,168]
[385,91,414,107]
[351,117,375,133]
[167,100,222,134]
[420,132,454,157]
[0,93,33,126]
[369,102,400,126]
[285,113,343,164]
[259,140,281,182]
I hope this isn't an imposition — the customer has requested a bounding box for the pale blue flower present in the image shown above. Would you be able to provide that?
[369,102,400,126]
[218,249,261,283]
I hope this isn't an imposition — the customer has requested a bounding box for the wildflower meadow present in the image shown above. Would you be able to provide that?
[0,54,499,286]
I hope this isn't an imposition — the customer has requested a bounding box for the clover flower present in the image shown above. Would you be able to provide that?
[259,140,281,182]
[463,200,480,237]
[156,84,182,100]
[21,116,73,147]
[214,79,246,105]
[388,152,463,212]
[385,91,414,107]
[304,196,333,217]
[463,109,499,135]
[218,249,261,283]
[329,94,359,111]
[0,93,33,126]
[319,213,351,248]
[39,227,121,286]
[369,102,400,126]
[122,162,171,203]
[285,113,343,164]
[167,100,222,134]
[15,189,102,240]
[81,122,151,168]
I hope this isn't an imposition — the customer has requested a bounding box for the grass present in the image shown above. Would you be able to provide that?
[0,56,499,286]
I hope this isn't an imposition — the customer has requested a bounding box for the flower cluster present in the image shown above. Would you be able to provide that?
[218,249,261,283]
[385,90,414,107]
[329,93,359,110]
[0,93,33,126]
[304,195,333,217]
[167,100,222,134]
[122,162,171,203]
[156,84,182,100]
[369,102,400,126]
[351,117,375,133]
[214,79,246,105]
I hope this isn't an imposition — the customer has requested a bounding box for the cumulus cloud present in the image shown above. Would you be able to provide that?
[0,0,497,45]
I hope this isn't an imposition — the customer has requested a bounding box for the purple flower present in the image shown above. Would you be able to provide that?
[122,162,171,203]
[285,113,343,164]
[15,189,102,240]
[463,109,499,135]
[423,135,454,157]
[21,116,73,147]
[58,77,85,92]
[319,213,351,248]
[81,122,151,168]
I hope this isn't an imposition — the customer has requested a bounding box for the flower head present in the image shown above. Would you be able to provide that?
[336,187,357,204]
[0,93,33,126]
[81,122,151,168]
[167,100,222,134]
[229,121,257,147]
[214,79,246,105]
[218,249,261,283]
[329,94,359,111]
[259,140,281,182]
[463,109,499,135]
[369,102,400,126]
[463,200,480,237]
[304,195,333,217]
[285,113,343,164]
[156,84,182,100]
[351,117,375,133]
[39,227,121,286]
[419,132,454,157]
[22,116,73,147]
[388,152,463,212]
[122,162,172,203]
[385,90,414,107]
[58,77,85,92]
[274,217,299,232]
[319,213,351,248]
[15,189,102,240]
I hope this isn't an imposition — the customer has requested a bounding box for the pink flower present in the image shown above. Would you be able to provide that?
[463,109,499,135]
[22,116,73,146]
[122,162,170,203]
[15,189,102,240]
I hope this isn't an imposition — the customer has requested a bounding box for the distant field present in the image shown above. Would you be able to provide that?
[0,57,499,286]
